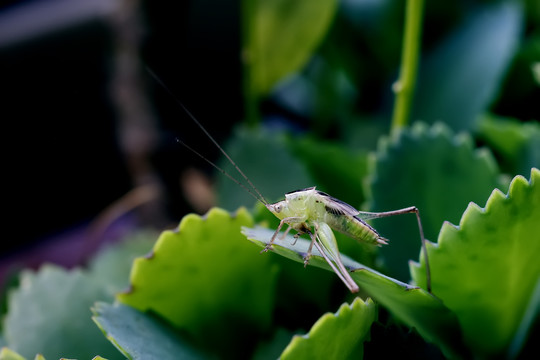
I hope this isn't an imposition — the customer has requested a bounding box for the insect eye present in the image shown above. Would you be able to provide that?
[275,204,282,213]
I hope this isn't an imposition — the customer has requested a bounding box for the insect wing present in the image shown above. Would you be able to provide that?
[317,191,360,216]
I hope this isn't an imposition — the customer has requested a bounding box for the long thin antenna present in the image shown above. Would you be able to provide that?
[146,67,268,205]
[175,138,266,205]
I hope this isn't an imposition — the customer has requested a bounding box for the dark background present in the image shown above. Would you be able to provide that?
[1,0,243,258]
[1,0,538,273]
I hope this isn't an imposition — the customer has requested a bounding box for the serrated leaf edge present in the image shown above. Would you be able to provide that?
[91,303,132,360]
[442,167,536,238]
[410,168,539,273]
[366,122,500,208]
[281,297,376,357]
[118,207,253,297]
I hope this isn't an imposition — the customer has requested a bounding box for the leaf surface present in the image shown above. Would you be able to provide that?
[243,227,466,358]
[92,302,203,360]
[411,1,523,130]
[89,231,156,297]
[217,127,314,210]
[117,208,278,357]
[476,115,540,177]
[248,0,338,95]
[0,348,25,360]
[367,122,501,282]
[287,136,369,207]
[2,265,122,360]
[280,297,376,359]
[411,168,540,357]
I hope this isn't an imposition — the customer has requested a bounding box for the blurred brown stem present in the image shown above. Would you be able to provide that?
[107,0,167,227]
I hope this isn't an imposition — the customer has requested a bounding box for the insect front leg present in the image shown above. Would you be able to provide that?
[303,223,319,267]
[261,217,306,253]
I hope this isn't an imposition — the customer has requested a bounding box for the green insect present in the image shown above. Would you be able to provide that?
[263,187,430,293]
[149,69,432,294]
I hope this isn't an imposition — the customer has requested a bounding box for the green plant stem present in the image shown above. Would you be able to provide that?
[391,0,425,130]
[241,0,260,128]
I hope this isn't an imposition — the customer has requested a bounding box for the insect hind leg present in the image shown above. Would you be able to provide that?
[358,206,432,293]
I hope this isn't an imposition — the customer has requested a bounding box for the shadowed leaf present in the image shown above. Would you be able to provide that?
[248,0,339,95]
[412,1,523,130]
[93,302,203,360]
[2,265,122,360]
[366,122,501,283]
[243,227,467,358]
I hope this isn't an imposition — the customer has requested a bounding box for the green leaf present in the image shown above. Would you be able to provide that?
[250,203,339,317]
[0,348,25,360]
[533,62,540,85]
[287,136,369,207]
[280,297,376,359]
[279,135,378,270]
[252,328,296,360]
[92,302,204,360]
[412,1,523,130]
[477,114,540,177]
[411,168,540,358]
[217,127,314,209]
[117,208,278,357]
[0,349,50,360]
[366,122,501,283]
[88,231,156,297]
[247,0,339,95]
[243,227,467,358]
[2,265,122,360]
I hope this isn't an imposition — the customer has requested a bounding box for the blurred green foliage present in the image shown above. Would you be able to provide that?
[1,0,539,359]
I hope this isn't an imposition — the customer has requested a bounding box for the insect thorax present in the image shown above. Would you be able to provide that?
[282,188,325,220]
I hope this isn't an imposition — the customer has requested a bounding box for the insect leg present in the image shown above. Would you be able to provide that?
[311,223,360,293]
[357,206,431,293]
[261,217,305,253]
[279,226,293,240]
[303,223,319,267]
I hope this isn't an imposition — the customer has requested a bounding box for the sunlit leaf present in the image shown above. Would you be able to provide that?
[117,208,278,357]
[411,168,540,358]
[0,348,25,360]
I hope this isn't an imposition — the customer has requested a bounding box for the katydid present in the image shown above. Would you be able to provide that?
[263,187,430,293]
[149,69,432,294]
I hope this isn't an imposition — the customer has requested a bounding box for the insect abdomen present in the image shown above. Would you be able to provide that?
[324,213,388,246]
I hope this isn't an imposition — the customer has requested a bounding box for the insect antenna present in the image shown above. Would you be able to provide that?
[174,137,267,205]
[146,67,268,205]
